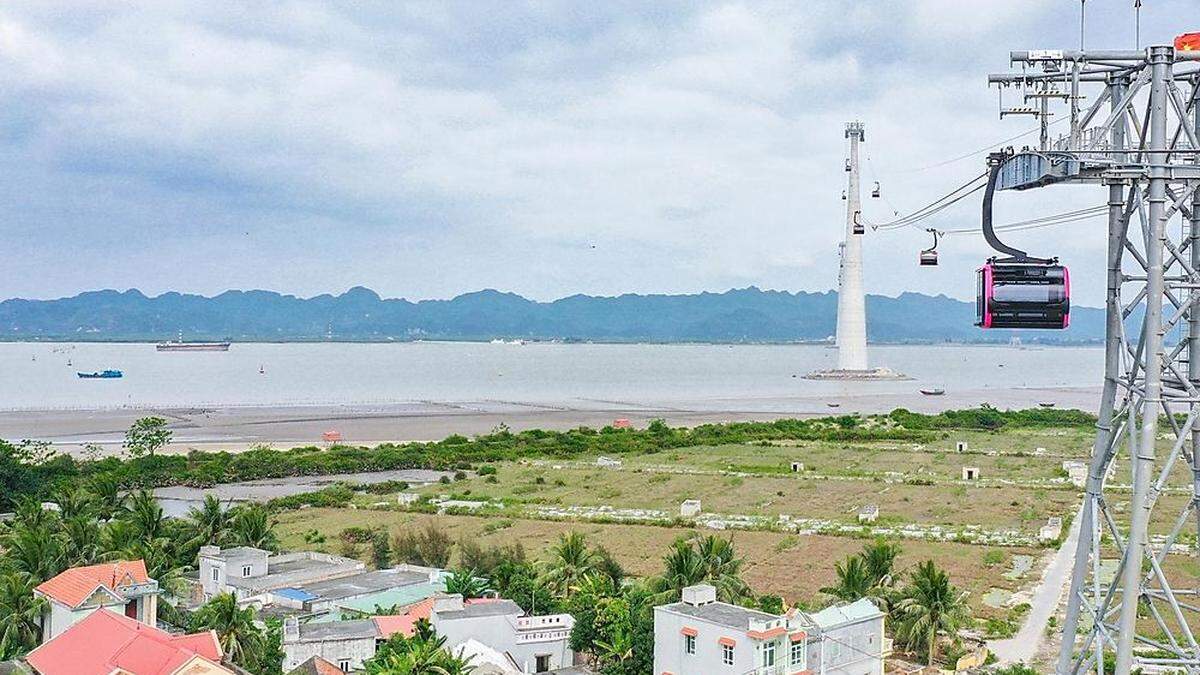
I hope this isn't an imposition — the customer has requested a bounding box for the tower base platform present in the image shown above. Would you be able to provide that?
[803,367,910,381]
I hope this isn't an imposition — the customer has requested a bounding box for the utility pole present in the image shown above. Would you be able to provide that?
[988,43,1200,675]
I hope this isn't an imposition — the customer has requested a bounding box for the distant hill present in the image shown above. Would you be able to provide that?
[0,286,1105,344]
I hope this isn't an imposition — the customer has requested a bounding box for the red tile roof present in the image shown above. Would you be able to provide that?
[372,597,502,639]
[34,560,151,608]
[26,608,225,675]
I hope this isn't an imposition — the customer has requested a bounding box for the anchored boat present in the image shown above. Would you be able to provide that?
[78,369,123,379]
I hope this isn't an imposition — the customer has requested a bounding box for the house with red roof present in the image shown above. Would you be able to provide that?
[25,608,234,675]
[34,560,161,642]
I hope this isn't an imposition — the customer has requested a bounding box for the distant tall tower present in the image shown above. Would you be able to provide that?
[836,122,869,371]
[807,122,905,381]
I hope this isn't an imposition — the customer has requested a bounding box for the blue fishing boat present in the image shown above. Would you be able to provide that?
[78,369,123,379]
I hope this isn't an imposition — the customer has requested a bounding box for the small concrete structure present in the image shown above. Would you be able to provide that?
[596,456,623,469]
[612,419,632,429]
[282,617,377,673]
[791,461,805,473]
[857,504,879,523]
[955,440,968,453]
[396,493,420,506]
[961,466,980,481]
[1063,460,1088,488]
[680,500,702,518]
[1039,517,1064,542]
[198,546,364,602]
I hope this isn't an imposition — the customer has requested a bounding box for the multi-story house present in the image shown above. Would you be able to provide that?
[654,584,888,675]
[33,560,161,641]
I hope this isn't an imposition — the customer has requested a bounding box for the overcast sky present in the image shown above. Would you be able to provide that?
[0,1,1191,305]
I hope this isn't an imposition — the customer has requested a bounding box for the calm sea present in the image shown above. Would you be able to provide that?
[0,342,1104,411]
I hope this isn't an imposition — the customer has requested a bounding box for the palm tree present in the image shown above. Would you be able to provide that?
[0,572,46,659]
[190,592,266,671]
[692,535,750,601]
[655,539,704,599]
[185,495,231,549]
[3,525,65,583]
[894,560,972,666]
[60,514,103,566]
[541,532,598,598]
[444,569,492,599]
[860,539,901,588]
[87,474,125,520]
[365,631,475,674]
[227,505,279,551]
[124,490,166,542]
[821,555,873,602]
[52,484,95,521]
[124,537,188,599]
[101,518,140,555]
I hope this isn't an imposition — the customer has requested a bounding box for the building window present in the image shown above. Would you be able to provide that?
[685,634,696,654]
[241,565,252,577]
[791,641,805,667]
[211,568,219,582]
[762,641,776,667]
[722,644,734,666]
[338,659,350,672]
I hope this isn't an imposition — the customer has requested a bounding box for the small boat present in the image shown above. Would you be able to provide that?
[258,364,265,374]
[78,369,123,379]
[1038,401,1056,408]
[826,401,841,408]
[920,388,946,396]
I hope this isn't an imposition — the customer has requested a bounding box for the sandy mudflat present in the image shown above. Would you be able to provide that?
[0,384,1101,457]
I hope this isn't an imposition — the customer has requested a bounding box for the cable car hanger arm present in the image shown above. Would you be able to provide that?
[982,152,1054,264]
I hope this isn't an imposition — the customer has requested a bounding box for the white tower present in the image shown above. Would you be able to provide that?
[807,121,904,382]
[836,122,869,370]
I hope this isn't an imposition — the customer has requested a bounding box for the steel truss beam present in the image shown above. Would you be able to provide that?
[988,46,1200,675]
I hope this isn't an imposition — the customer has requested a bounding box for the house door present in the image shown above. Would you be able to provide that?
[125,600,138,619]
[535,655,551,672]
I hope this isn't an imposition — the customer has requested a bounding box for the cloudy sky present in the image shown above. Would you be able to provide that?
[0,1,1191,305]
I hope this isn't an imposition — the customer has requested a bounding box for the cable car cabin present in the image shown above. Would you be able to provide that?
[976,261,1069,329]
[919,249,938,266]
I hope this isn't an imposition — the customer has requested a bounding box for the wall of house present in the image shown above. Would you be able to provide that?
[810,616,885,675]
[282,637,376,672]
[652,608,761,675]
[434,613,573,673]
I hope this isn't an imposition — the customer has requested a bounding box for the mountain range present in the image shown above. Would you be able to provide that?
[0,286,1104,343]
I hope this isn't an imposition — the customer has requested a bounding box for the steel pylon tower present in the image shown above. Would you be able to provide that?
[989,44,1200,674]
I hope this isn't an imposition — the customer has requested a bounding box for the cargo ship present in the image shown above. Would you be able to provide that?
[156,331,231,352]
[156,341,231,352]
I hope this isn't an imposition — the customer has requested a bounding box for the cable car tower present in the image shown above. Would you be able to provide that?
[807,121,905,380]
[986,38,1200,674]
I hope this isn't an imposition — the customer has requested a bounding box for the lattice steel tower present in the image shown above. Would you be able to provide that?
[988,43,1200,674]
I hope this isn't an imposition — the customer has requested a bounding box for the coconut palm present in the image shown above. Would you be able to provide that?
[0,572,45,659]
[541,532,598,598]
[52,484,95,521]
[227,505,279,551]
[101,518,140,555]
[124,490,166,542]
[124,537,188,598]
[860,539,902,588]
[893,560,972,665]
[444,569,492,599]
[60,514,103,566]
[653,535,750,603]
[185,495,231,549]
[190,592,267,671]
[365,631,475,674]
[821,555,873,602]
[87,474,125,520]
[3,524,65,583]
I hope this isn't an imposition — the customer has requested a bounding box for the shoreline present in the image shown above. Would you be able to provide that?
[0,385,1102,457]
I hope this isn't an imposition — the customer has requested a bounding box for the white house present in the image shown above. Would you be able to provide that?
[653,584,887,675]
[33,560,160,642]
[198,545,364,601]
[431,595,575,673]
[282,617,380,673]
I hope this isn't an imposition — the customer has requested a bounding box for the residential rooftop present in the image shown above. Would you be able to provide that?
[293,568,428,602]
[811,598,885,628]
[657,600,781,632]
[435,598,523,620]
[295,619,380,642]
